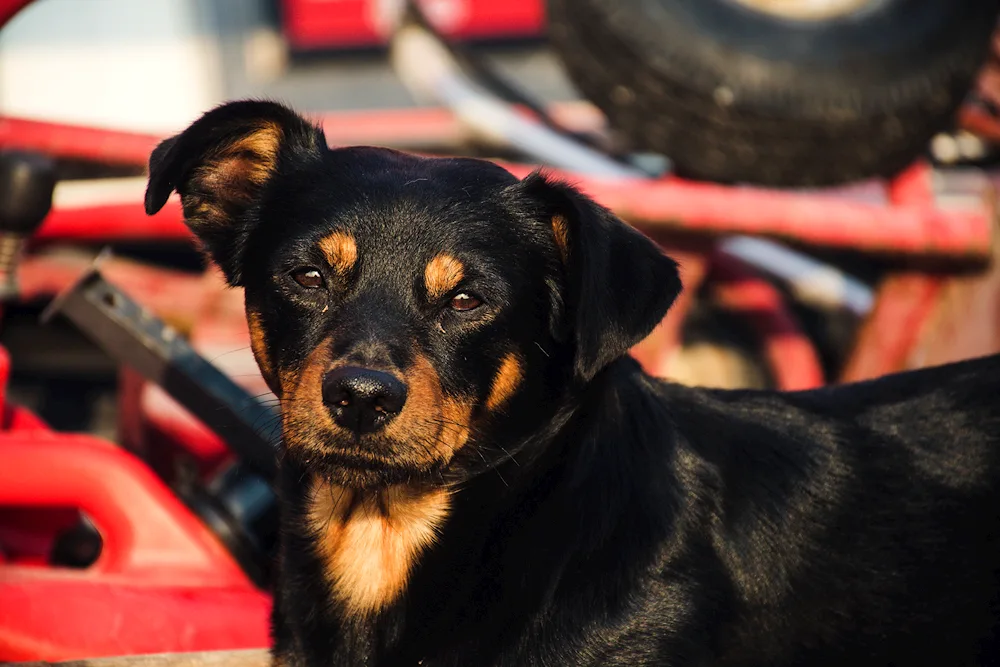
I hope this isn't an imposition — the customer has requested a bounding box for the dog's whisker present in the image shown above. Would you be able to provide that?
[496,444,520,467]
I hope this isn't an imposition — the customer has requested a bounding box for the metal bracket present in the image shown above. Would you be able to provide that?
[41,260,279,481]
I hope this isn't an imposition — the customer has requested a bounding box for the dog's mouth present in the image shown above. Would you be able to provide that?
[285,431,452,490]
[278,344,475,489]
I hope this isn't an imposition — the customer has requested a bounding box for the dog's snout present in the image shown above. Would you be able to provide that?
[322,366,408,433]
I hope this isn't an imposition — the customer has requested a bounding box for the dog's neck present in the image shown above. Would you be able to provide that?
[305,479,450,618]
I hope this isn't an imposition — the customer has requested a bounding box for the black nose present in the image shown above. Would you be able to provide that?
[322,366,408,434]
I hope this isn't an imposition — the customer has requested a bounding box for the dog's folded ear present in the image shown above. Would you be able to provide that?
[144,100,325,285]
[517,172,681,383]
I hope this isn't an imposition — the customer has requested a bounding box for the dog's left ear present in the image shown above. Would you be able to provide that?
[516,172,681,382]
[144,100,325,285]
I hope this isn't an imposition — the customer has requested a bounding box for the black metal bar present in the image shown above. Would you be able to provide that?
[42,265,279,481]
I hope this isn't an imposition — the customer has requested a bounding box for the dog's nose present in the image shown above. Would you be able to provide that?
[322,366,408,433]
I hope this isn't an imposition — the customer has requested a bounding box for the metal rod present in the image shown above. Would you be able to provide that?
[390,19,645,179]
[718,236,874,316]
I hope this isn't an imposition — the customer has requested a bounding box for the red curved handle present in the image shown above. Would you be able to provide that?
[0,434,250,586]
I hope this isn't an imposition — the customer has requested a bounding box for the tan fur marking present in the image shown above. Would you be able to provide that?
[307,478,450,617]
[319,231,358,276]
[424,254,464,301]
[440,396,473,458]
[551,215,570,263]
[281,337,332,442]
[486,352,523,410]
[193,200,225,221]
[384,354,472,464]
[229,121,282,166]
[205,121,282,190]
[184,121,283,231]
[246,308,278,395]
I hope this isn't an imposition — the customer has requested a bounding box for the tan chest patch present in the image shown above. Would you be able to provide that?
[307,479,450,617]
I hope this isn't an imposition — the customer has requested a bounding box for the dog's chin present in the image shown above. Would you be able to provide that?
[289,446,440,491]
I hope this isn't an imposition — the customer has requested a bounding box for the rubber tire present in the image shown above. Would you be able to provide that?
[548,0,1000,186]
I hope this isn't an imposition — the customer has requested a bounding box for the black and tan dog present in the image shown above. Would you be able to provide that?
[145,100,1000,666]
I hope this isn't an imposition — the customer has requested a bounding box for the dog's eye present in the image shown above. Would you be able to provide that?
[291,267,325,289]
[450,293,482,312]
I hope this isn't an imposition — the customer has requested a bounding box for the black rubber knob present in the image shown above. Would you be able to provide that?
[0,151,56,235]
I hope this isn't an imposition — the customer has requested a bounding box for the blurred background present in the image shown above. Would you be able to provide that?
[4,0,1000,663]
[0,0,569,131]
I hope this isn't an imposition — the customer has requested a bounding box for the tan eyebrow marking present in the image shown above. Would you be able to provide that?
[319,231,358,276]
[486,352,523,411]
[424,253,465,301]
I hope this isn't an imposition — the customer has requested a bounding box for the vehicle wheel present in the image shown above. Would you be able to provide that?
[548,0,1000,186]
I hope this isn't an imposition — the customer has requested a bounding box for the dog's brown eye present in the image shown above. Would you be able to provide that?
[450,293,482,312]
[292,268,325,289]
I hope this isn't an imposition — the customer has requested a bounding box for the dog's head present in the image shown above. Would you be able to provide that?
[146,101,680,490]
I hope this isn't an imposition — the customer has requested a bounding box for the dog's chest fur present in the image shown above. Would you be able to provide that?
[306,479,450,617]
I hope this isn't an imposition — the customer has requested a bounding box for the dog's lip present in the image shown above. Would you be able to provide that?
[310,448,393,471]
[300,446,434,490]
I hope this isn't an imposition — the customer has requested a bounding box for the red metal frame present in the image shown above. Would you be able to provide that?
[1,436,249,585]
[280,0,545,51]
[501,162,994,261]
[7,115,986,264]
[839,273,945,383]
[0,237,269,661]
[0,103,598,165]
[0,117,160,167]
[16,254,211,321]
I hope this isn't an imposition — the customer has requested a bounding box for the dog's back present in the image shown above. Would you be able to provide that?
[648,352,1000,665]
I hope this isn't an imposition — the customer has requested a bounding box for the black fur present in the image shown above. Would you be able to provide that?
[147,100,1000,666]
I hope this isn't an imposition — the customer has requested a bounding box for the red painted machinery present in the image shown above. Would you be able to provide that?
[0,343,271,661]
